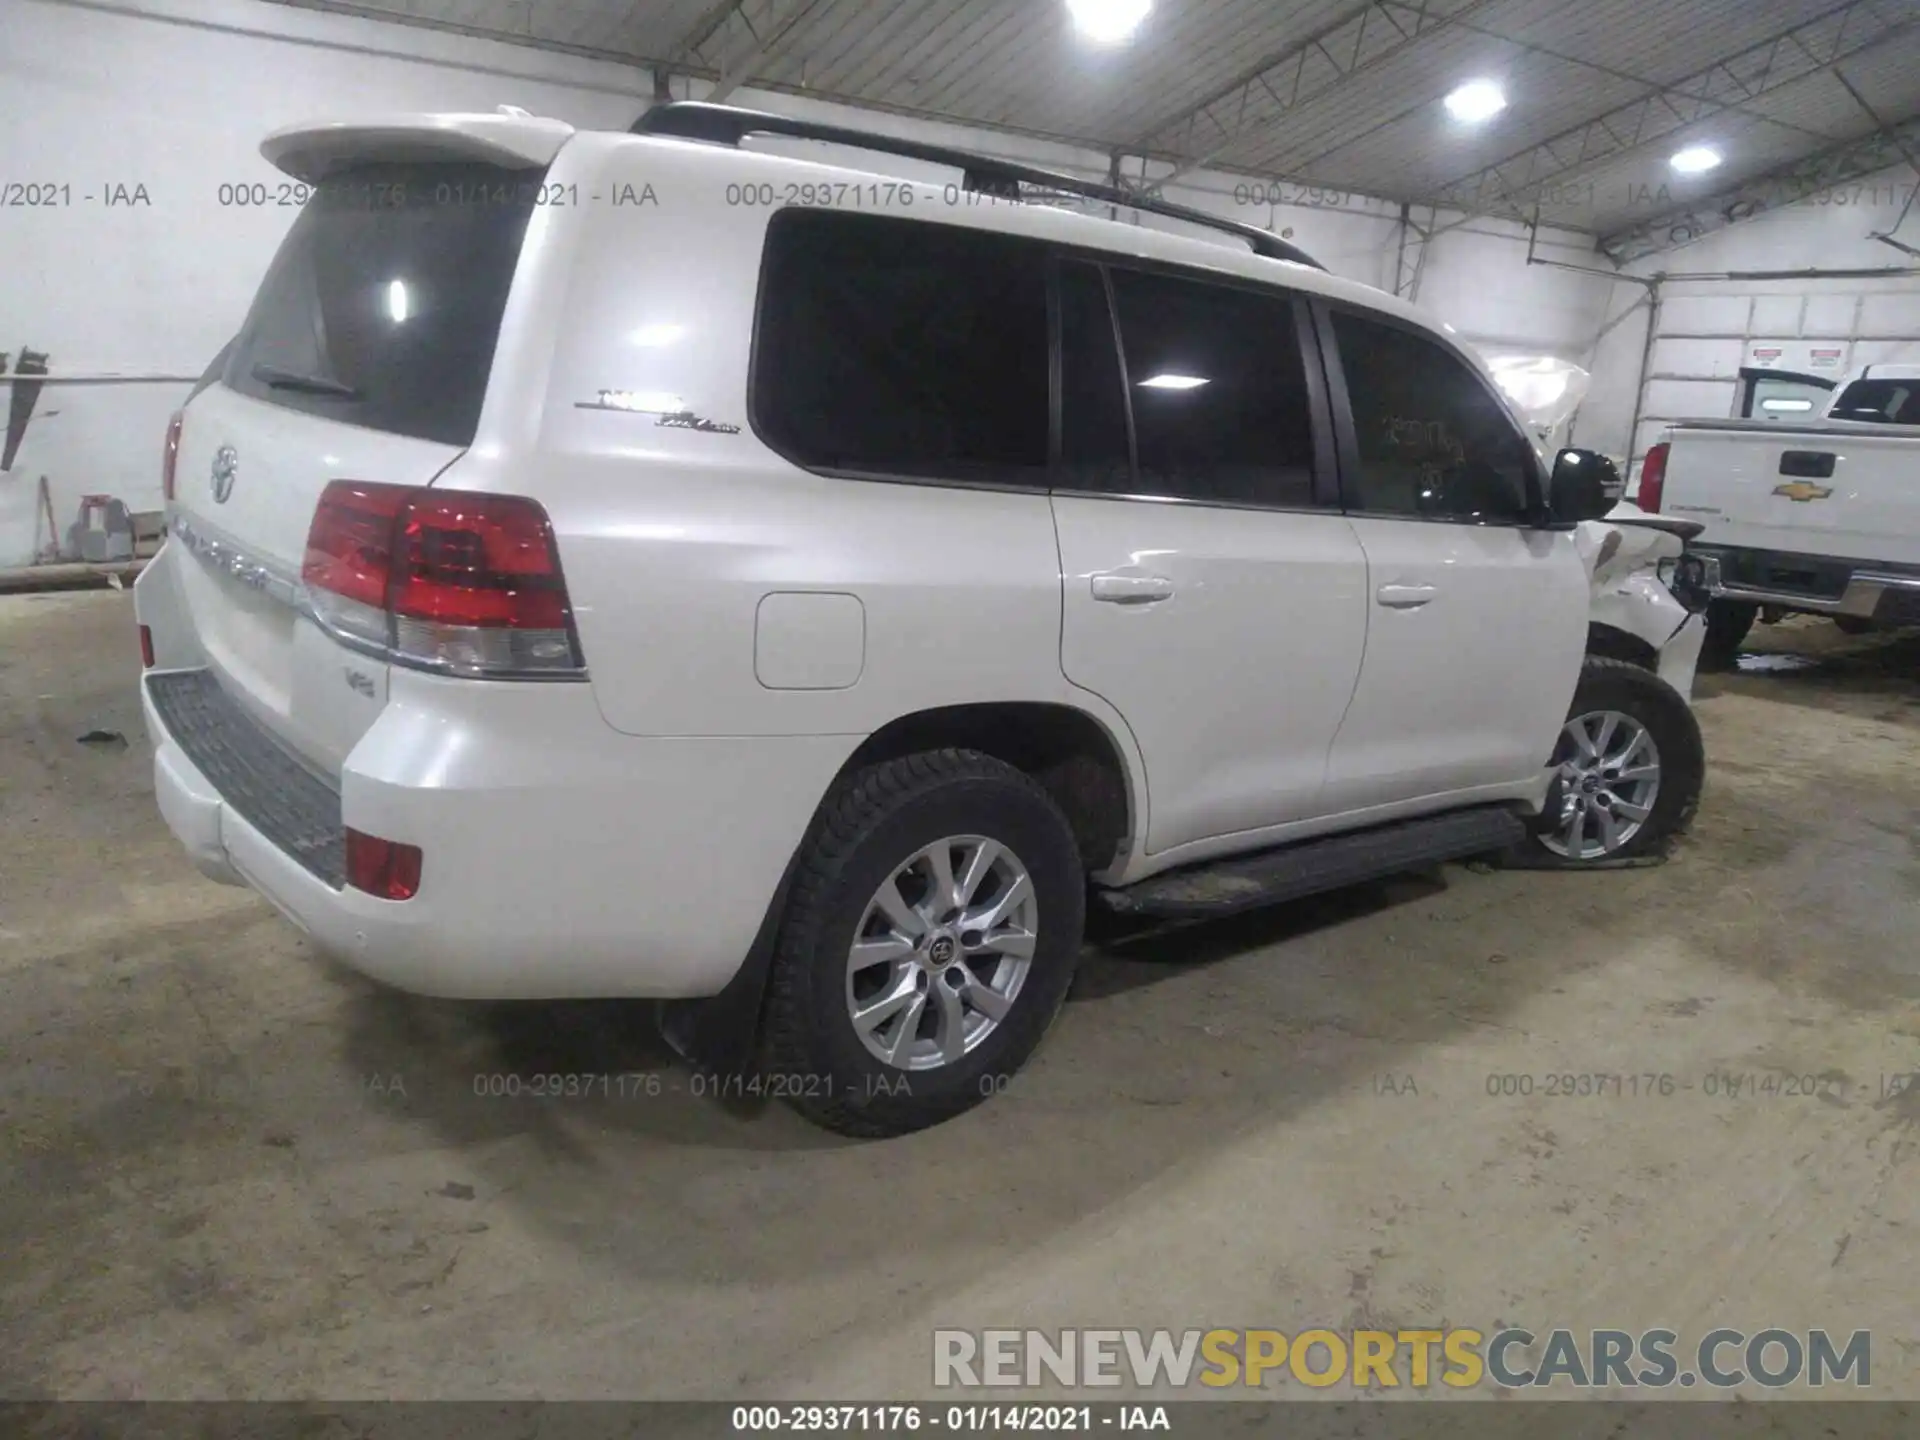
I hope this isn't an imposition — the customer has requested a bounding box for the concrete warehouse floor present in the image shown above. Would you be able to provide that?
[3,589,1919,1403]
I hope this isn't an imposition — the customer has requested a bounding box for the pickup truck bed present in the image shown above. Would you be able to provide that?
[1645,387,1920,628]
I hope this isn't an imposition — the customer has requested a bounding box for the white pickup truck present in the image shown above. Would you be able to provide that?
[1636,363,1920,663]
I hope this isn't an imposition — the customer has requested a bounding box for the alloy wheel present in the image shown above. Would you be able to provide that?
[1541,709,1663,861]
[845,835,1038,1071]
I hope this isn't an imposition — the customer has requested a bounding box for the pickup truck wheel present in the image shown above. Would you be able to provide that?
[763,749,1085,1138]
[1699,600,1756,669]
[1526,658,1704,865]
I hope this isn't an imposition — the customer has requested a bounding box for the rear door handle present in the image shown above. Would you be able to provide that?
[1090,572,1175,605]
[1376,583,1437,609]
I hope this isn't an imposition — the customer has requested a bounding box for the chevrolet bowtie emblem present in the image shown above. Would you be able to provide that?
[1772,481,1833,503]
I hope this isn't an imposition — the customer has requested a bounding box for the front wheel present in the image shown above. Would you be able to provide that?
[762,749,1086,1137]
[1522,658,1705,866]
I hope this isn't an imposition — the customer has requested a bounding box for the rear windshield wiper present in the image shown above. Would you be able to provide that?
[251,363,361,399]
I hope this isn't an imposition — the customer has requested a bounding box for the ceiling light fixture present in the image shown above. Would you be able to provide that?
[1066,0,1151,44]
[1670,145,1722,174]
[1137,373,1209,390]
[1443,79,1506,124]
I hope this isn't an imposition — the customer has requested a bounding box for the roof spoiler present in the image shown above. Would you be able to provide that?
[632,101,1325,271]
[262,111,575,182]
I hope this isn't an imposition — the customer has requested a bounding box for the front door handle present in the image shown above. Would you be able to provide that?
[1376,583,1437,609]
[1091,572,1175,605]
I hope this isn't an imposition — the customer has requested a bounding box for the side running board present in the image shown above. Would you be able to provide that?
[1100,806,1525,921]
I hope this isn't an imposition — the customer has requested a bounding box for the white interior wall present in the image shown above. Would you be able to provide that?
[2,0,1612,568]
[1,0,655,568]
[1575,165,1920,482]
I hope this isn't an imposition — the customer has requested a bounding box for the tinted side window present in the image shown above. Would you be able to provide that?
[1057,260,1132,493]
[1108,269,1319,507]
[754,211,1048,481]
[1332,311,1538,522]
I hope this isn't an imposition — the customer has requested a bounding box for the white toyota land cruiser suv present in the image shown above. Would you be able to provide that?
[137,103,1699,1136]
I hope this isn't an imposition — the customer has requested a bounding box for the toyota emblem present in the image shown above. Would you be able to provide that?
[210,445,239,503]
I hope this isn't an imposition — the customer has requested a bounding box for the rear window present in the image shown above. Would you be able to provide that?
[222,161,543,446]
[1829,379,1917,424]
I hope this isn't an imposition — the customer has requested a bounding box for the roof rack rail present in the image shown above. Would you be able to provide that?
[631,102,1325,271]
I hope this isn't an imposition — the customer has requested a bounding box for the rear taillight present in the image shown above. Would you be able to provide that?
[301,482,583,678]
[161,411,184,502]
[139,624,155,669]
[302,482,409,650]
[345,829,423,900]
[1638,441,1669,513]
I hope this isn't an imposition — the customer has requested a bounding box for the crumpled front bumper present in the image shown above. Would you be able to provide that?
[1592,566,1705,704]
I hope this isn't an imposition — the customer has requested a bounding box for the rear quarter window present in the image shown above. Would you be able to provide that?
[750,209,1050,483]
[223,161,544,446]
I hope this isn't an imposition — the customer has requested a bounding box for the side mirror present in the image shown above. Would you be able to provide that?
[1548,448,1622,523]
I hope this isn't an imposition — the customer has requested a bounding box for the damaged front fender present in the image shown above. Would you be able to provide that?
[1582,506,1705,704]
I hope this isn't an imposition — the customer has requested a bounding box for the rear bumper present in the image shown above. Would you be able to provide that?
[1697,548,1920,620]
[139,663,854,1001]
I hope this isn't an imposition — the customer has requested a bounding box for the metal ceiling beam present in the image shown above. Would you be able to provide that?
[1122,0,1498,192]
[1423,0,1915,215]
[1281,13,1842,191]
[1438,18,1838,142]
[1597,110,1920,264]
[669,0,831,102]
[671,0,760,61]
[1833,66,1920,247]
[1393,201,1437,298]
[256,0,659,68]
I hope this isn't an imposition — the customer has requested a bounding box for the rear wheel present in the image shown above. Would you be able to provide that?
[763,749,1085,1137]
[1699,600,1757,669]
[1522,658,1704,865]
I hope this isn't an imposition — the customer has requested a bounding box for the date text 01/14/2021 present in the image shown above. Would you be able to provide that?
[731,1405,1172,1432]
[467,1071,915,1101]
[1466,1072,1849,1099]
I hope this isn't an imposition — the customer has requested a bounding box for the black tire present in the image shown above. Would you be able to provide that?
[1833,614,1874,636]
[763,749,1086,1138]
[1520,657,1705,865]
[1699,600,1757,669]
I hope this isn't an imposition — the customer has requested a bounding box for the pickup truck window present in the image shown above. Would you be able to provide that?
[1829,380,1916,424]
[1331,311,1535,524]
[1739,366,1832,420]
